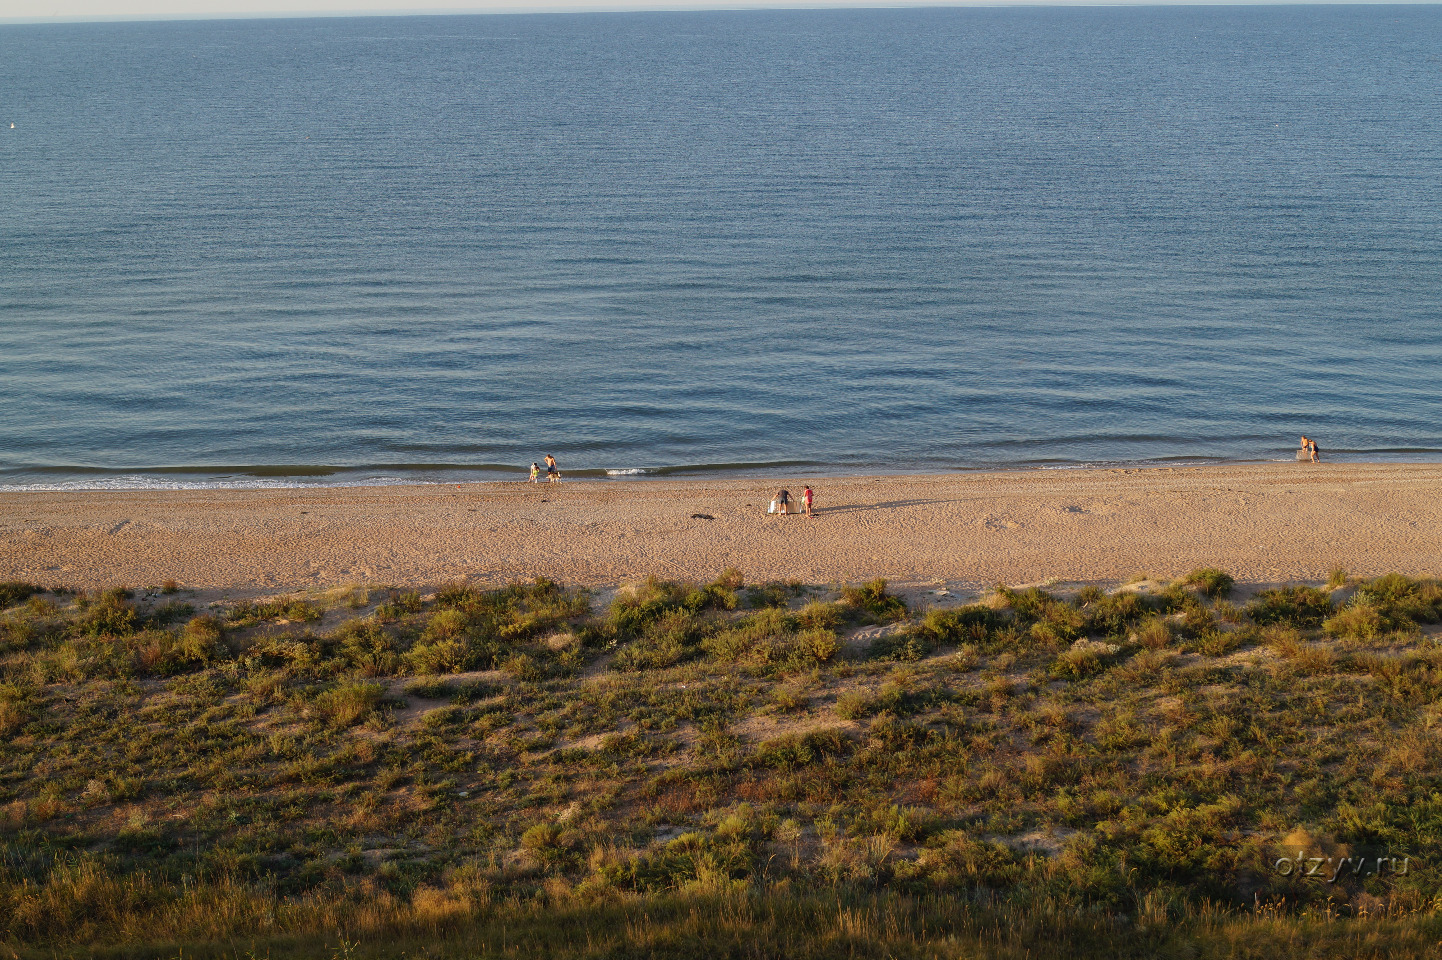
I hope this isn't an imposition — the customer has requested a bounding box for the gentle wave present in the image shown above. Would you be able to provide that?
[6,451,1442,492]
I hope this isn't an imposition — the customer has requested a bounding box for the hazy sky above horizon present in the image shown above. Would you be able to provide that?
[6,0,1428,25]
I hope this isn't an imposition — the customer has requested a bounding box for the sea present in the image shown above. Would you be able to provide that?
[3,5,1441,490]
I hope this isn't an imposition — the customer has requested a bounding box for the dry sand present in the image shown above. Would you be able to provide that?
[1,463,1439,593]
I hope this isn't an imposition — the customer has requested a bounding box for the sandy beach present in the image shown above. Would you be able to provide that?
[1,462,1439,593]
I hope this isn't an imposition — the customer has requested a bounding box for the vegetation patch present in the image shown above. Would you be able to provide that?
[0,571,1439,958]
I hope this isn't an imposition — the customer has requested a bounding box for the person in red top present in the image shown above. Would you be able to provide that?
[802,486,815,517]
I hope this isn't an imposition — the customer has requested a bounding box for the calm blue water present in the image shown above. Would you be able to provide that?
[3,6,1441,489]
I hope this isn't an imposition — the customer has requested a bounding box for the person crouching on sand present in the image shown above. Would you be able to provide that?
[802,485,814,517]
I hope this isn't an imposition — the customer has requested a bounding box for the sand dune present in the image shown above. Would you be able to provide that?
[1,463,1438,592]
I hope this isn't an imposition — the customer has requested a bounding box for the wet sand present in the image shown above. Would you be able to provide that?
[1,463,1439,593]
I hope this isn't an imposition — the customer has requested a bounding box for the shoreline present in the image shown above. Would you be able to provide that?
[6,453,1442,492]
[3,461,1440,592]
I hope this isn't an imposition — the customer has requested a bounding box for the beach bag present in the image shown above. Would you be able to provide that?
[768,500,778,514]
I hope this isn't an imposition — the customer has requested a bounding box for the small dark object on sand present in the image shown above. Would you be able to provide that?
[691,513,715,520]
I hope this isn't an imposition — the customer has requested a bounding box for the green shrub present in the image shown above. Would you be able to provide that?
[0,583,40,610]
[1050,642,1117,679]
[915,606,999,646]
[703,608,793,664]
[226,597,323,627]
[615,609,706,670]
[712,567,745,590]
[0,696,29,736]
[870,630,931,662]
[376,590,424,619]
[608,577,693,638]
[836,686,903,720]
[149,600,195,625]
[682,572,743,613]
[244,632,330,671]
[1246,586,1333,628]
[520,823,565,859]
[314,681,385,728]
[334,621,401,675]
[77,591,138,638]
[406,638,470,674]
[853,803,934,842]
[840,579,907,620]
[434,581,482,608]
[797,627,839,664]
[422,608,468,643]
[1353,573,1442,624]
[1192,630,1242,657]
[745,582,804,609]
[150,614,227,673]
[600,828,756,892]
[751,728,851,771]
[1324,603,1387,643]
[404,678,456,699]
[796,601,843,631]
[1135,618,1173,650]
[994,587,1084,643]
[1082,591,1155,638]
[835,690,872,721]
[1181,568,1235,599]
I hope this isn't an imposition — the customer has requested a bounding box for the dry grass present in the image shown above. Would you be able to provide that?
[1,572,1440,957]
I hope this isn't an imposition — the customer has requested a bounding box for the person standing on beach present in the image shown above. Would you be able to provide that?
[776,489,792,515]
[544,455,561,482]
[802,486,815,517]
[1309,439,1321,463]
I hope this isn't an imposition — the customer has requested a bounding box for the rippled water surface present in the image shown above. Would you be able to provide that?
[3,6,1441,488]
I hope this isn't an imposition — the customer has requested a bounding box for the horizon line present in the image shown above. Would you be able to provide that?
[4,0,1437,28]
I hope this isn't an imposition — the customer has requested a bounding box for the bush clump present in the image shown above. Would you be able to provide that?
[700,607,838,672]
[1181,568,1235,599]
[0,583,40,610]
[1324,603,1388,643]
[840,579,907,620]
[375,590,424,619]
[76,589,138,638]
[1352,574,1442,624]
[1246,586,1333,628]
[1080,591,1155,639]
[914,606,999,647]
[314,681,386,728]
[615,609,707,670]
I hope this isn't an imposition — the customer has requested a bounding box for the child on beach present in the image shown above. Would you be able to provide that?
[802,486,814,517]
[529,462,540,483]
[544,455,561,482]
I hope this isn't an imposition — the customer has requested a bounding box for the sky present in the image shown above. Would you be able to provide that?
[4,0,1425,25]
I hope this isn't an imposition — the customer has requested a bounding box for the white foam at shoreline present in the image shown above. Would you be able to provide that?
[0,475,430,493]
